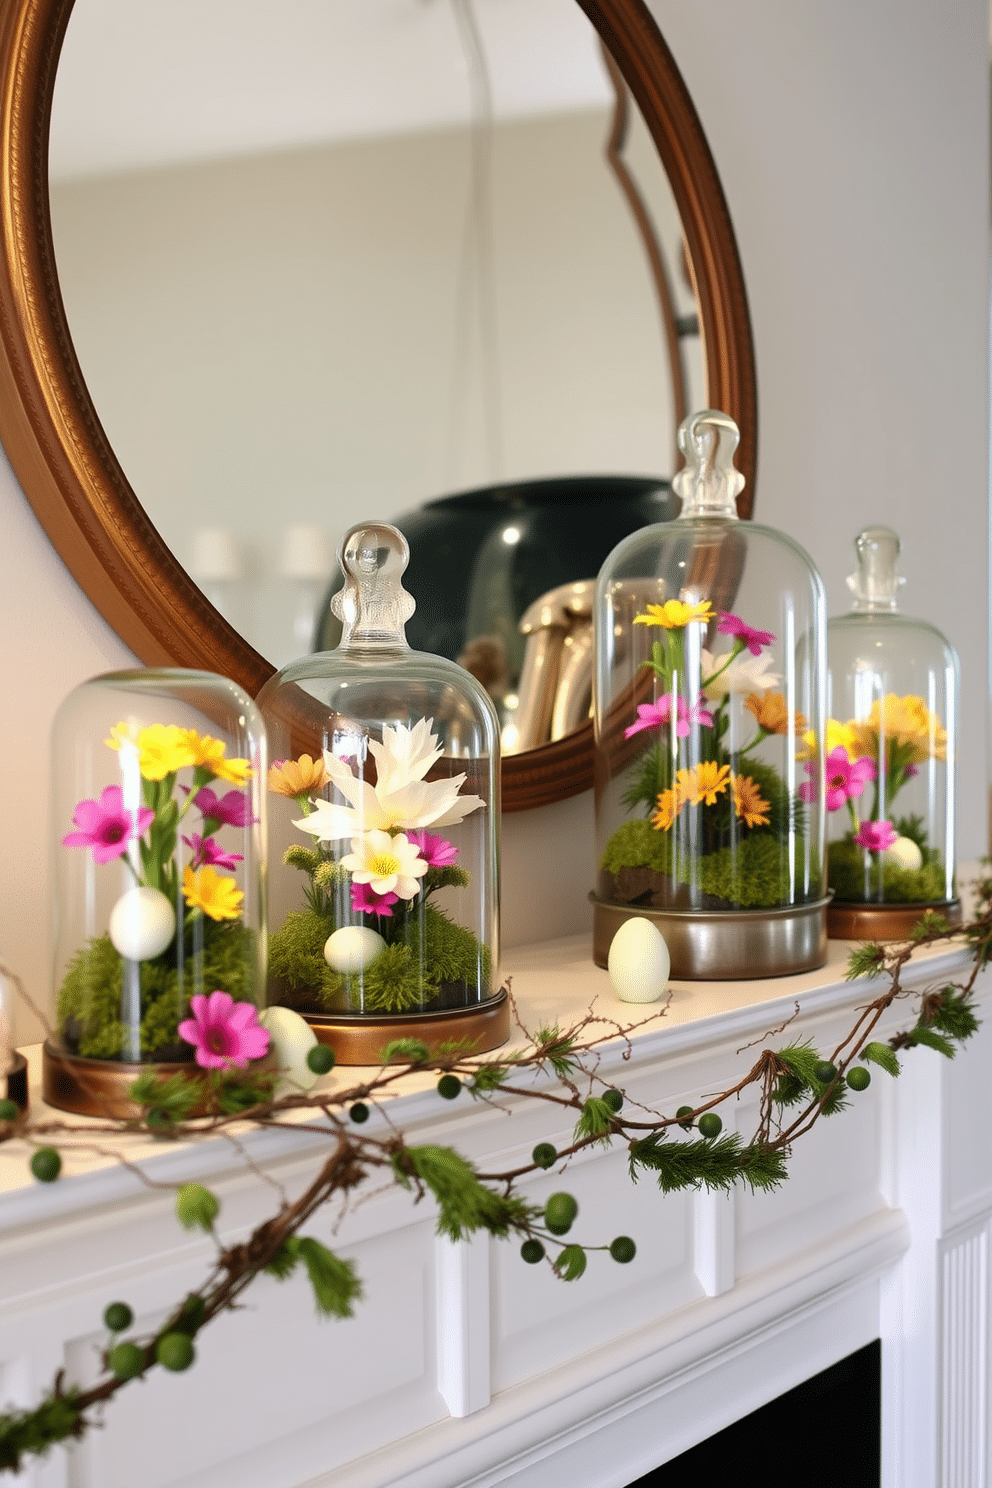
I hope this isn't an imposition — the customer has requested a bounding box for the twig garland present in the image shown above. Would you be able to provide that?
[0,878,989,1475]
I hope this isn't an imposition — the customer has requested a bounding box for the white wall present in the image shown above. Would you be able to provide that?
[1,0,988,1044]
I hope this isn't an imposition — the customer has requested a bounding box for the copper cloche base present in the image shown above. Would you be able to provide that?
[304,987,511,1066]
[827,898,961,942]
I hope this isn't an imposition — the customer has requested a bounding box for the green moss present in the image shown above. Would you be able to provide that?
[57,921,256,1061]
[828,836,950,904]
[600,817,812,910]
[268,904,490,1015]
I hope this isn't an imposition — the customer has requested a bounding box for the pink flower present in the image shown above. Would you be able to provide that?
[178,990,269,1069]
[718,613,775,655]
[194,786,255,828]
[63,786,154,864]
[624,695,714,740]
[406,831,458,868]
[182,833,244,871]
[800,746,877,810]
[351,881,400,918]
[854,819,898,853]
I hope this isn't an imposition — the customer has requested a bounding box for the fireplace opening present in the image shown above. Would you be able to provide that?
[626,1340,881,1487]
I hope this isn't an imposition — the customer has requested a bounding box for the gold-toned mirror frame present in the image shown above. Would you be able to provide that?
[0,0,756,812]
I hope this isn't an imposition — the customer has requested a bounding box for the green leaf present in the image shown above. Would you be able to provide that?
[379,1039,431,1064]
[629,1133,788,1195]
[574,1096,615,1144]
[391,1145,538,1242]
[294,1237,362,1319]
[845,943,887,981]
[860,1041,901,1077]
[264,1239,303,1280]
[908,1025,957,1059]
[553,1244,587,1281]
[175,1184,219,1232]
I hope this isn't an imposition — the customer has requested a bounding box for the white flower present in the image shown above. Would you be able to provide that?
[292,719,484,844]
[340,830,428,900]
[700,647,780,700]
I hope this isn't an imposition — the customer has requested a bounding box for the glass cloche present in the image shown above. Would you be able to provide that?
[256,522,504,1063]
[824,525,959,938]
[593,410,829,980]
[48,670,268,1117]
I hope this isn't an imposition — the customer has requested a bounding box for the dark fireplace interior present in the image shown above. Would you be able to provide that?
[627,1341,881,1488]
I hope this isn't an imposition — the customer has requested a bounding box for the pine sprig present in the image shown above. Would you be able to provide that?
[391,1144,539,1242]
[845,943,888,981]
[859,1041,901,1077]
[773,1042,849,1116]
[0,1391,84,1472]
[534,1025,580,1080]
[574,1096,616,1144]
[628,1133,788,1194]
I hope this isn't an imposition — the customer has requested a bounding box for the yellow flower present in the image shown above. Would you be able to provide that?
[675,767,702,807]
[650,787,683,831]
[695,761,731,805]
[124,724,197,781]
[745,691,807,735]
[183,865,244,921]
[849,694,946,764]
[633,599,713,630]
[732,773,770,828]
[187,732,253,785]
[268,754,327,797]
[796,718,856,762]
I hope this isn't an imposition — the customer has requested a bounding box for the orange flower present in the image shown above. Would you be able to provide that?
[732,773,770,828]
[268,755,327,797]
[650,787,682,831]
[848,694,946,763]
[745,691,807,735]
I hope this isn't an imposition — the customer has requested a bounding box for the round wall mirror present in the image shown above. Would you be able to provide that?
[0,0,756,811]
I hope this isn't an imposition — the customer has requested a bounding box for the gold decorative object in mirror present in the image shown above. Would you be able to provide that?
[0,0,756,812]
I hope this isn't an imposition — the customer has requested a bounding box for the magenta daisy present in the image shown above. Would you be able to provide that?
[624,695,713,740]
[178,990,270,1069]
[406,830,458,867]
[63,786,154,865]
[800,746,877,810]
[717,612,776,655]
[854,819,898,853]
[194,786,255,829]
[182,833,244,871]
[350,881,400,918]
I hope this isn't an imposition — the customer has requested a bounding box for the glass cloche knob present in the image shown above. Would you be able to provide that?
[330,522,416,646]
[845,525,905,612]
[672,408,747,518]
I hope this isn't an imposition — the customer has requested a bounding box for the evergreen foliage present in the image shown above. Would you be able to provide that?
[391,1145,538,1242]
[534,1025,579,1079]
[553,1245,587,1281]
[0,1392,83,1471]
[629,1132,788,1194]
[264,1236,362,1318]
[774,1042,849,1115]
[574,1096,616,1144]
[859,1041,901,1077]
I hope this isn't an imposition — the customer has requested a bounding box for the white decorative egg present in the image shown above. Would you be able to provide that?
[883,835,923,872]
[607,917,671,1003]
[259,1006,320,1092]
[108,886,176,961]
[324,925,386,974]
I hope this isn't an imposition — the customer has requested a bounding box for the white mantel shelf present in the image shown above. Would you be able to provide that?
[2,930,991,1488]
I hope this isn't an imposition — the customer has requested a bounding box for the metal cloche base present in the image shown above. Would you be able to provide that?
[305,987,511,1066]
[42,1042,211,1119]
[593,896,832,982]
[827,898,961,942]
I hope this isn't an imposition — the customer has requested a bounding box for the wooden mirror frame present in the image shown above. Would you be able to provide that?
[0,0,756,812]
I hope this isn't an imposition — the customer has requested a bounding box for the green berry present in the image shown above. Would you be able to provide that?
[103,1302,134,1333]
[306,1044,335,1075]
[532,1142,557,1169]
[107,1342,145,1380]
[30,1147,61,1183]
[697,1112,723,1140]
[814,1061,838,1084]
[544,1192,578,1236]
[437,1074,461,1101]
[349,1102,370,1123]
[675,1105,695,1130]
[155,1332,195,1372]
[520,1239,545,1264]
[847,1066,872,1091]
[602,1088,623,1113]
[0,1099,18,1122]
[609,1236,637,1264]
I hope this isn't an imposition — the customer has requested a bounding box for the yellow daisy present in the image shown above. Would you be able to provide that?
[183,865,244,921]
[745,691,807,735]
[187,732,253,785]
[633,599,713,630]
[849,693,946,764]
[268,754,327,797]
[650,787,683,831]
[732,773,770,828]
[796,718,856,762]
[694,761,731,804]
[135,724,198,781]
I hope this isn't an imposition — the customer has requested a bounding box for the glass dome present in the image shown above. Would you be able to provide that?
[257,522,504,1063]
[47,670,268,1116]
[593,410,828,980]
[825,525,959,937]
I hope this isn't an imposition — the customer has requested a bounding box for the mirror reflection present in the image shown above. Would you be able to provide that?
[49,0,701,742]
